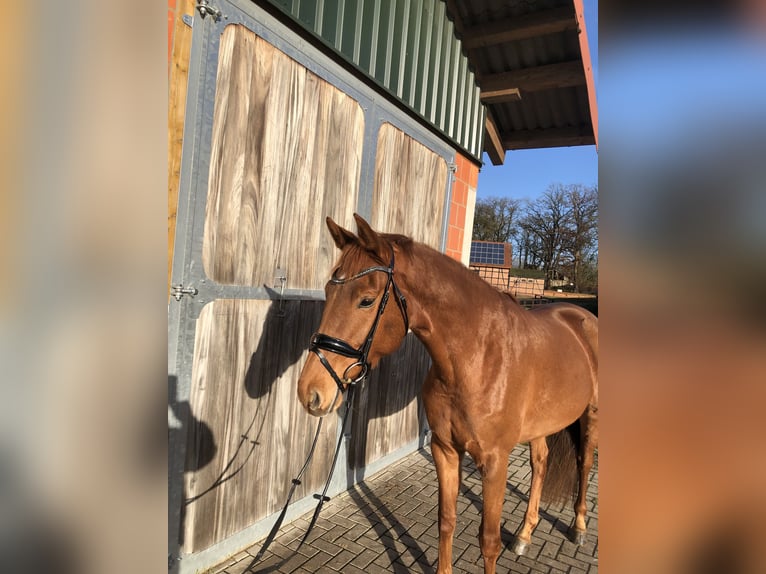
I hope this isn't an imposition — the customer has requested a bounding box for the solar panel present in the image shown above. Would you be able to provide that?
[470,241,506,266]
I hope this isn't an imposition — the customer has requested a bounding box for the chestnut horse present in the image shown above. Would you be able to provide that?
[297,215,598,574]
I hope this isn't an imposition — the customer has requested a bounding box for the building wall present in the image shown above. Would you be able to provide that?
[445,152,479,263]
[168,0,195,293]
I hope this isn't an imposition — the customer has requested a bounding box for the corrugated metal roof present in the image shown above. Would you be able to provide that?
[446,0,597,163]
[256,0,597,165]
[260,0,486,160]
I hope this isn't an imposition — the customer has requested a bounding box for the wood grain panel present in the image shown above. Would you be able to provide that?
[182,299,337,553]
[353,123,447,467]
[349,334,431,468]
[371,122,449,247]
[202,25,364,288]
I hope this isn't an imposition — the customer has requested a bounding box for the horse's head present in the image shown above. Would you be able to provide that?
[297,214,410,417]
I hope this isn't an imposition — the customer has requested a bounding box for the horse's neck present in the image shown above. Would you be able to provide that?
[399,243,522,379]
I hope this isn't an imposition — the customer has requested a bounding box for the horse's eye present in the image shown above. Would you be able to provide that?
[359,297,375,308]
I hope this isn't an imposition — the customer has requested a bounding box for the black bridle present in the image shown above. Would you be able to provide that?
[309,249,409,393]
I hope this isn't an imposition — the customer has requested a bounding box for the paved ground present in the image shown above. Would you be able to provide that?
[209,443,598,573]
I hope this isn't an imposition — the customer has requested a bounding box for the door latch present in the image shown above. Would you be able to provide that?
[196,0,222,22]
[171,284,198,301]
[274,268,287,316]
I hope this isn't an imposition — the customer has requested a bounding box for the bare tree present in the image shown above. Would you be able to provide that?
[520,185,571,289]
[562,185,598,292]
[470,186,598,293]
[517,227,537,269]
[472,197,522,243]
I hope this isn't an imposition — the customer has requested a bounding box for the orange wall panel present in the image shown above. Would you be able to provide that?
[446,152,480,262]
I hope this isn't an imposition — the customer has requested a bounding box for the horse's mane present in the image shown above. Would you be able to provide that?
[340,232,521,308]
[403,238,526,310]
[381,232,414,252]
[502,290,519,303]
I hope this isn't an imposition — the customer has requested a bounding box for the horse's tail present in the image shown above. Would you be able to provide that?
[541,421,580,505]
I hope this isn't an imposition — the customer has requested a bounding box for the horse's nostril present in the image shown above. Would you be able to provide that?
[308,390,321,412]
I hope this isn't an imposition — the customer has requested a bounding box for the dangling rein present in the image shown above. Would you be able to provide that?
[246,384,354,572]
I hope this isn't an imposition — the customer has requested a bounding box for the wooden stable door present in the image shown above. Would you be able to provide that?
[169,3,452,564]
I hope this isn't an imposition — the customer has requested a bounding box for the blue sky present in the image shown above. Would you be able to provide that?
[476,0,598,201]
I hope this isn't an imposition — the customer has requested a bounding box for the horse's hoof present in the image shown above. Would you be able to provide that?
[512,538,529,556]
[569,528,587,546]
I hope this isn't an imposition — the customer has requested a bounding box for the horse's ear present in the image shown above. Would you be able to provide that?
[326,216,357,249]
[353,214,388,261]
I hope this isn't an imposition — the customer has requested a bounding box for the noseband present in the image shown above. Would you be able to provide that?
[309,250,409,392]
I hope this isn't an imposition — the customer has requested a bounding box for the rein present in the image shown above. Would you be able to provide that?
[247,250,407,571]
[247,385,352,572]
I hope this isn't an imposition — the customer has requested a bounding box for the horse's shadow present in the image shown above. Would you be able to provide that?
[347,481,435,573]
[170,374,218,548]
[178,292,301,519]
[347,332,429,466]
[244,291,316,401]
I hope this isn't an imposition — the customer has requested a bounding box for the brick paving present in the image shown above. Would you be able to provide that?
[209,443,598,573]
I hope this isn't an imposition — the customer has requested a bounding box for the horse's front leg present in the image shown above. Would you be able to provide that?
[513,436,548,555]
[431,436,463,574]
[478,451,510,574]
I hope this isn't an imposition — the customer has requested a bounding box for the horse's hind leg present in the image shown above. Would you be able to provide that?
[571,403,598,545]
[513,436,548,556]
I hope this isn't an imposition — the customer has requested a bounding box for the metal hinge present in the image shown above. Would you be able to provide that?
[196,0,222,22]
[447,162,457,173]
[171,284,198,301]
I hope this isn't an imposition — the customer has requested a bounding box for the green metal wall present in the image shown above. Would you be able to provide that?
[264,0,486,160]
